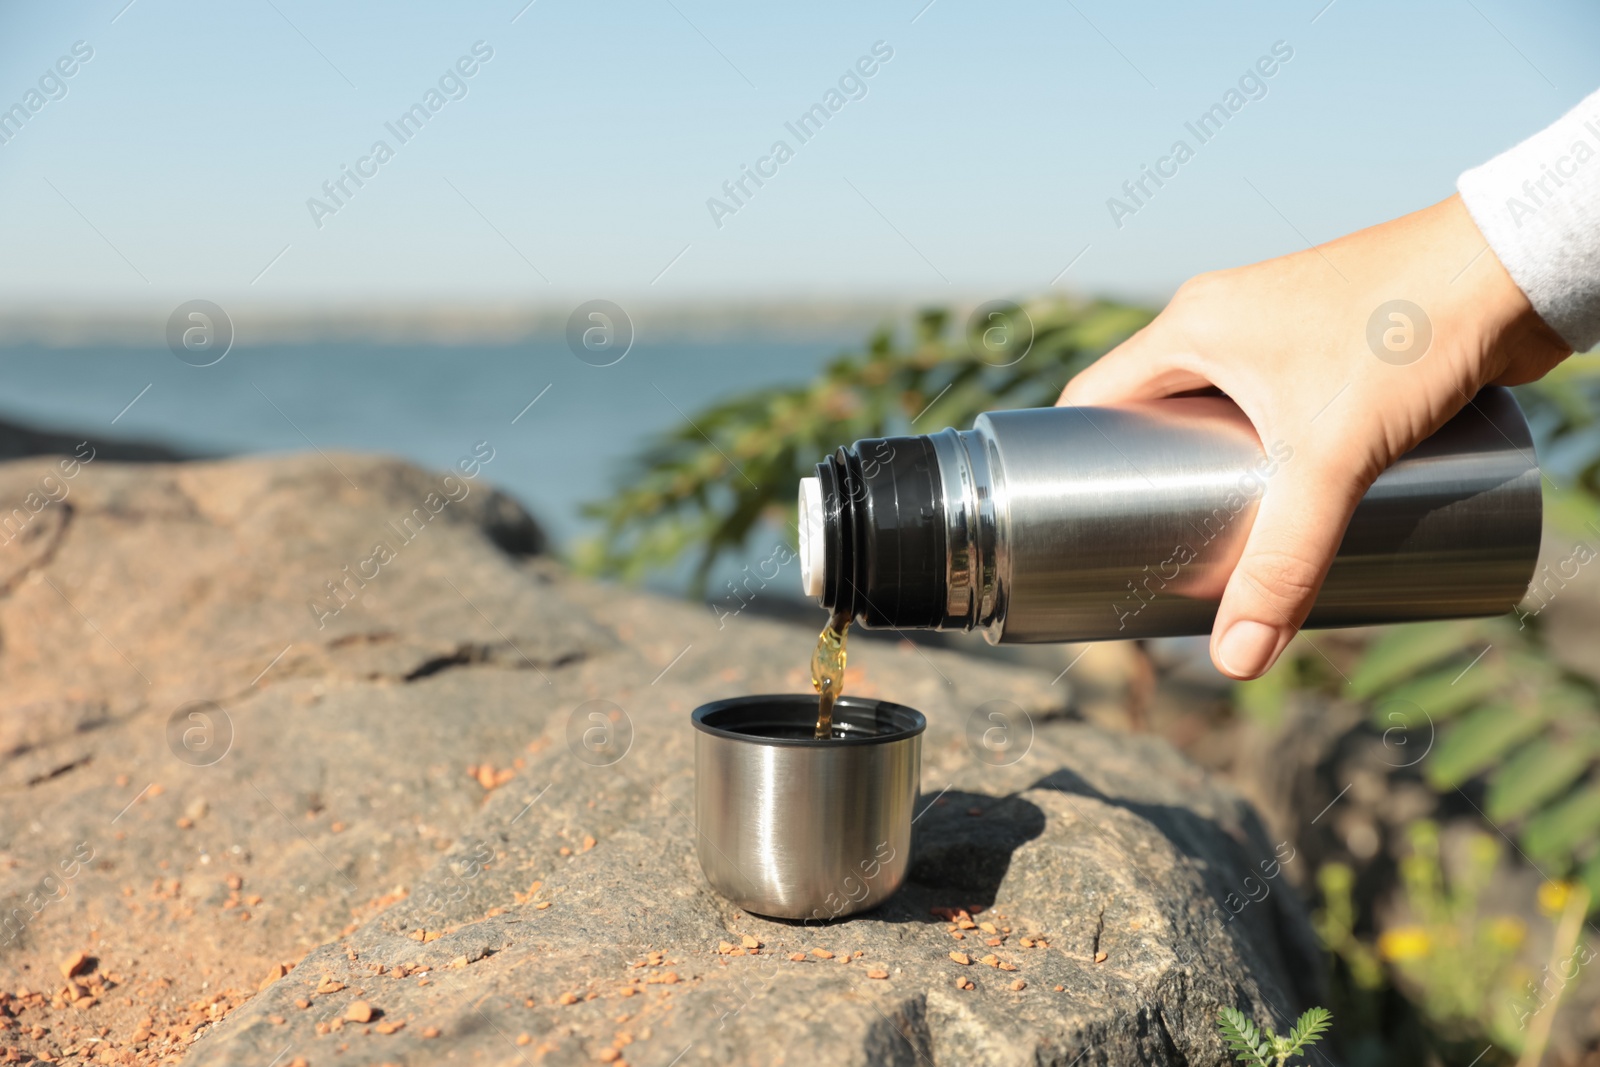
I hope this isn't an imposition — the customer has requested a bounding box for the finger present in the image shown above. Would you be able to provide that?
[1209,457,1369,680]
[1058,321,1213,407]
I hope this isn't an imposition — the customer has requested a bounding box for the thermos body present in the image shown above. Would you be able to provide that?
[798,388,1542,644]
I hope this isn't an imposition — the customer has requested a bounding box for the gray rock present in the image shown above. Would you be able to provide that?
[0,452,1321,1066]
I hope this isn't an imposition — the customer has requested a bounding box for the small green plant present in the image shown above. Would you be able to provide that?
[1314,822,1590,1063]
[1377,822,1530,1048]
[1216,1006,1332,1067]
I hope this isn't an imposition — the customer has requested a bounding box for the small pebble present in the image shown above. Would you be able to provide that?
[867,969,889,980]
[811,949,834,960]
[948,952,971,966]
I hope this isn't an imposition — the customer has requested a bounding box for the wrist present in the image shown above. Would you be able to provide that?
[1431,194,1571,384]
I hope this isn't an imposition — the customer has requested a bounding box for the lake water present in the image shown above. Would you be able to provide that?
[0,336,859,592]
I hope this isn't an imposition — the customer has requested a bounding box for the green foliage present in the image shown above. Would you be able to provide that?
[1216,1005,1332,1067]
[1313,862,1384,993]
[576,298,1153,591]
[1314,823,1590,1061]
[1323,609,1600,887]
[1385,822,1530,1049]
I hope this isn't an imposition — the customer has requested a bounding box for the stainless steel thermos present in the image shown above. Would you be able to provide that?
[797,388,1542,643]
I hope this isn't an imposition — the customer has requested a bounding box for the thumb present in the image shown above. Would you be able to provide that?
[1210,454,1369,680]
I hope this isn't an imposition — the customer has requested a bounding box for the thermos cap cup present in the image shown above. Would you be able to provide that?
[692,695,923,921]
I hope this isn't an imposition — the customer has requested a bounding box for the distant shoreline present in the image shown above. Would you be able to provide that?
[0,300,930,348]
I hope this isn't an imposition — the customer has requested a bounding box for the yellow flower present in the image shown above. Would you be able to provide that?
[1487,915,1527,950]
[1378,925,1431,961]
[1538,881,1574,918]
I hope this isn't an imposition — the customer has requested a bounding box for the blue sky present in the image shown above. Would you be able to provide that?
[1,0,1596,310]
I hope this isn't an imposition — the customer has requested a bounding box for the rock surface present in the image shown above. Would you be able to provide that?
[0,448,1322,1066]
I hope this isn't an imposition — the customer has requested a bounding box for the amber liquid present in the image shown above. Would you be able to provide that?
[811,611,852,739]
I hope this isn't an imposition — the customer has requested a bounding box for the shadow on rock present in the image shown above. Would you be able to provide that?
[1027,765,1257,870]
[906,789,1047,907]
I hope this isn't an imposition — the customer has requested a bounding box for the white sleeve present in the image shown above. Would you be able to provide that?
[1458,89,1600,352]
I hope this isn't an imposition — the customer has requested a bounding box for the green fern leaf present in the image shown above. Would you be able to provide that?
[1369,659,1506,727]
[1348,622,1476,698]
[1524,783,1600,864]
[1215,1007,1271,1067]
[1426,700,1549,789]
[1284,1006,1332,1053]
[1487,734,1600,821]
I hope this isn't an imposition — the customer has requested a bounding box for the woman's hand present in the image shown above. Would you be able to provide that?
[1059,194,1570,680]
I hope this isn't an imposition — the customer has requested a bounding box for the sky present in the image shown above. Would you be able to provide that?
[0,0,1596,312]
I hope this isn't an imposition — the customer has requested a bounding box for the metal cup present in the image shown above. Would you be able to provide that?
[692,694,924,921]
